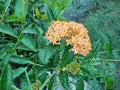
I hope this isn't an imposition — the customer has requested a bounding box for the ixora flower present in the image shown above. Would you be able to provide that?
[45,21,91,56]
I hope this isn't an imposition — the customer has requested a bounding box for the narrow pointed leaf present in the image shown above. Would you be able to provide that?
[59,71,71,90]
[0,24,18,38]
[15,0,28,17]
[38,46,57,64]
[101,33,112,57]
[9,56,33,64]
[48,74,56,90]
[13,67,27,79]
[20,35,36,52]
[5,14,25,22]
[0,63,13,90]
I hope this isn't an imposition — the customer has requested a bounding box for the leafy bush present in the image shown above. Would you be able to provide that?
[63,0,120,89]
[0,0,119,90]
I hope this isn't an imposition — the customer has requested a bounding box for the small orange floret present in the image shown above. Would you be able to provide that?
[45,21,91,56]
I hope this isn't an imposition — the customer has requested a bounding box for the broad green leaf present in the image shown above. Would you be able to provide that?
[15,0,28,17]
[54,0,72,18]
[0,48,7,59]
[17,44,33,51]
[20,35,36,52]
[0,63,13,90]
[37,67,47,78]
[13,67,27,79]
[37,36,46,48]
[22,28,37,34]
[59,71,71,90]
[5,14,25,22]
[75,76,84,90]
[9,56,33,64]
[38,46,57,64]
[101,33,112,57]
[48,74,56,90]
[38,48,46,64]
[61,51,74,67]
[45,5,55,22]
[0,24,18,38]
[105,77,114,90]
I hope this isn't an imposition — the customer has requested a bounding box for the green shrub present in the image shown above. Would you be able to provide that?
[0,0,119,90]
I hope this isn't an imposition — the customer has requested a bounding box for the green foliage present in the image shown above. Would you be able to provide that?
[63,0,120,89]
[0,0,119,90]
[0,63,13,90]
[59,71,71,90]
[0,24,18,38]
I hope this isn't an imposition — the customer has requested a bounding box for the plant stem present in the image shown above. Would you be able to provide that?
[25,70,32,90]
[94,58,120,62]
[12,22,24,51]
[0,0,11,23]
[11,85,21,90]
[30,62,43,67]
[98,49,120,54]
[39,72,55,90]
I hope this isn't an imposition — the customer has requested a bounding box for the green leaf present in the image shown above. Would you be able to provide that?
[53,0,72,19]
[59,71,71,90]
[15,0,28,17]
[48,74,56,90]
[22,28,37,34]
[75,76,84,90]
[37,36,46,48]
[0,63,13,90]
[37,67,47,78]
[9,56,33,64]
[13,67,27,79]
[38,46,57,64]
[20,35,36,52]
[61,51,74,67]
[105,77,114,90]
[45,5,55,22]
[38,48,46,64]
[82,64,98,74]
[5,14,25,22]
[17,44,33,51]
[0,24,18,38]
[101,33,112,57]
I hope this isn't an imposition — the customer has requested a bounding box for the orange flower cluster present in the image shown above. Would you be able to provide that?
[45,21,91,56]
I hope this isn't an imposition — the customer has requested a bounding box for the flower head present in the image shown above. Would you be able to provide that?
[66,61,80,75]
[45,21,91,56]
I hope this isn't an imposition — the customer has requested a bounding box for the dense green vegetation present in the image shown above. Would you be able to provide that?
[0,0,120,90]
